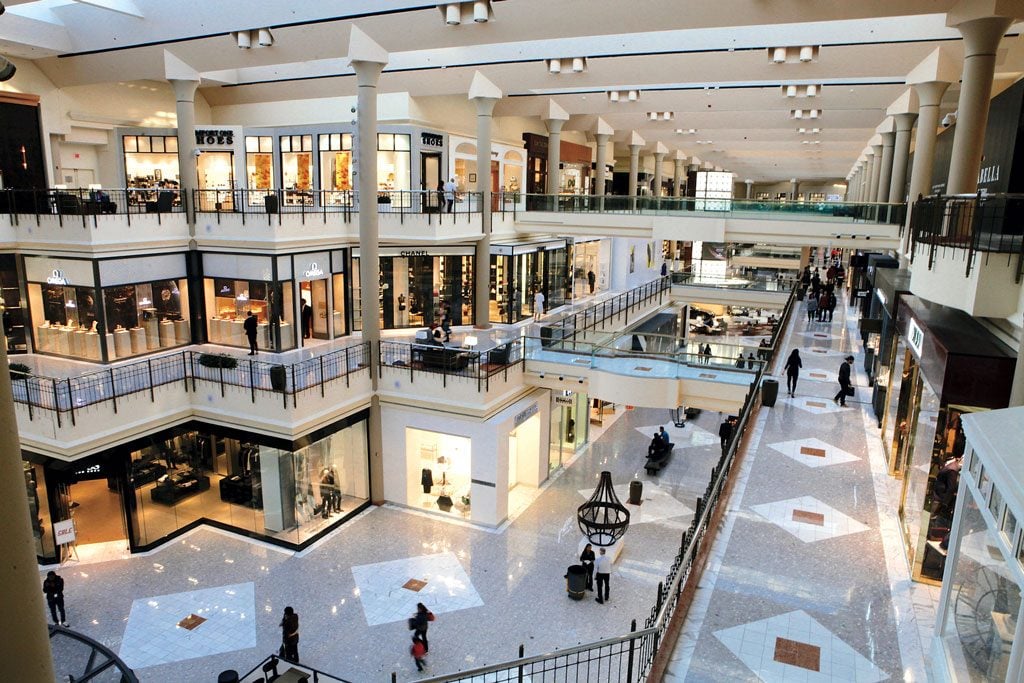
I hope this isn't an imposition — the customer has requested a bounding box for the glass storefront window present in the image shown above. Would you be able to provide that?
[318,133,353,205]
[898,374,941,582]
[203,278,295,351]
[883,344,914,474]
[378,133,411,207]
[196,151,235,211]
[407,428,471,517]
[940,494,1022,680]
[280,135,313,206]
[102,278,190,359]
[28,283,101,360]
[123,134,179,189]
[353,254,473,330]
[331,273,346,337]
[128,422,369,548]
[24,460,54,559]
[245,136,274,206]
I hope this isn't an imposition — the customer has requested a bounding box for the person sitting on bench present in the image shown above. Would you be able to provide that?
[656,426,672,450]
[648,432,670,459]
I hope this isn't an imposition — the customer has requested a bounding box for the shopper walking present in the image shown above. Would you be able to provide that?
[244,310,258,355]
[412,602,434,653]
[280,606,300,663]
[805,296,817,323]
[783,349,802,397]
[817,291,829,322]
[718,416,735,455]
[411,635,428,672]
[826,291,837,323]
[533,290,545,319]
[443,177,457,212]
[834,355,854,407]
[594,547,611,604]
[702,343,713,364]
[43,570,67,626]
[580,543,596,591]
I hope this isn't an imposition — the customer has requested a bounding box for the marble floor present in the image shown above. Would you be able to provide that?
[663,293,936,682]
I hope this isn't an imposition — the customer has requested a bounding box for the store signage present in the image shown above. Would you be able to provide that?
[53,519,76,546]
[421,132,443,148]
[46,269,69,285]
[195,129,234,146]
[978,165,1001,184]
[303,262,325,278]
[399,250,428,257]
[908,318,925,358]
[555,395,574,406]
[514,403,539,427]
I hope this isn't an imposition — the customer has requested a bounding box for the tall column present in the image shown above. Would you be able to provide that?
[790,178,799,200]
[469,72,501,331]
[594,132,610,211]
[653,150,666,199]
[889,113,918,203]
[673,157,684,198]
[170,78,199,227]
[849,169,860,201]
[868,144,883,202]
[545,119,564,196]
[908,81,950,203]
[628,138,643,210]
[860,162,871,201]
[0,333,55,680]
[745,179,753,199]
[947,15,1014,194]
[348,27,388,503]
[877,132,896,203]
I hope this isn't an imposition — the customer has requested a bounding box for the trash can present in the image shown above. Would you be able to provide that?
[270,364,287,392]
[264,193,279,214]
[761,378,779,407]
[217,671,239,683]
[628,480,643,505]
[565,564,587,600]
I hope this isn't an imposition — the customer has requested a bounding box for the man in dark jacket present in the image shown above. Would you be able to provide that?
[718,416,736,454]
[244,310,258,355]
[43,570,67,626]
[834,355,854,406]
[280,606,299,662]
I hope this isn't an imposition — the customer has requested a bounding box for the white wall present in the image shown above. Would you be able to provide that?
[609,237,665,290]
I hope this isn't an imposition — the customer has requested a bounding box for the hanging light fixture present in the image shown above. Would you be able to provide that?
[234,31,251,49]
[809,109,819,119]
[627,90,638,101]
[799,46,815,62]
[806,84,819,97]
[608,90,620,102]
[571,57,586,73]
[662,112,673,121]
[548,59,561,74]
[473,0,488,22]
[772,47,787,63]
[786,85,798,97]
[793,109,803,119]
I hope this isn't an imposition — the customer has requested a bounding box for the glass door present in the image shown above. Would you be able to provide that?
[196,151,235,211]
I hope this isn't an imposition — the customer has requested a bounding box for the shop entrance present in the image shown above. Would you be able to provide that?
[196,151,235,212]
[549,391,588,472]
[299,279,329,342]
[53,462,128,560]
[421,153,442,212]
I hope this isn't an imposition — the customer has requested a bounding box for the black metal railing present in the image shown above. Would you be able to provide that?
[910,192,1024,281]
[50,624,139,683]
[10,343,370,427]
[378,337,523,392]
[541,276,670,342]
[240,654,354,683]
[0,187,185,228]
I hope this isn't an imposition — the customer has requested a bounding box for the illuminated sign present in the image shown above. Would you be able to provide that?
[303,262,325,278]
[908,318,925,357]
[46,269,69,285]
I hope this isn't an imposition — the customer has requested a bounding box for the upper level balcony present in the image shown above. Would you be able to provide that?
[908,193,1024,318]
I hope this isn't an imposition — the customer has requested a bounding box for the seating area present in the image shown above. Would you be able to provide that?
[410,343,471,371]
[645,441,674,475]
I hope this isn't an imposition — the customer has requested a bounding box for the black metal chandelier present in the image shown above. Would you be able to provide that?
[577,471,630,546]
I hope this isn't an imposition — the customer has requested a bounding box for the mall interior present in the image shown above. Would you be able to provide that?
[3,1,1024,681]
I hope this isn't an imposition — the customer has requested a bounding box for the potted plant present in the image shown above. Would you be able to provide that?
[9,362,30,382]
[197,353,238,369]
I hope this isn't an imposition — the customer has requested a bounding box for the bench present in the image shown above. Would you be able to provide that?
[645,444,674,475]
[412,344,471,371]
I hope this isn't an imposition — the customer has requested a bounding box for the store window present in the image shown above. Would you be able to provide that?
[245,136,274,206]
[24,460,54,560]
[352,253,473,330]
[377,133,411,207]
[319,133,354,207]
[102,278,191,360]
[128,422,368,548]
[28,283,101,359]
[504,150,523,198]
[280,134,313,206]
[123,134,179,188]
[407,428,471,518]
[204,278,296,352]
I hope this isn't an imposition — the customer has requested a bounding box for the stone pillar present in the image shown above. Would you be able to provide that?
[673,158,684,198]
[628,143,641,209]
[652,151,665,201]
[594,133,609,211]
[745,179,753,199]
[545,118,565,196]
[170,79,199,227]
[790,178,799,201]
[947,15,1014,194]
[889,113,918,203]
[877,132,896,203]
[348,27,388,503]
[904,80,951,256]
[849,170,859,201]
[469,73,501,331]
[868,145,883,202]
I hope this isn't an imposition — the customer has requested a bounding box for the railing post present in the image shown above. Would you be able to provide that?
[66,378,76,426]
[147,358,155,402]
[249,359,256,403]
[517,643,525,683]
[218,365,225,397]
[108,369,118,414]
[291,365,297,408]
[320,355,326,398]
[626,619,637,682]
[345,346,351,388]
[652,581,664,657]
[52,379,61,428]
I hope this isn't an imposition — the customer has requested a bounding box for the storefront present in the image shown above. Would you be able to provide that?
[549,389,589,472]
[381,391,549,526]
[352,246,474,330]
[570,238,610,299]
[932,406,1024,682]
[202,250,347,350]
[881,296,1015,585]
[26,413,370,563]
[868,268,911,424]
[449,135,525,209]
[25,254,191,361]
[490,238,570,323]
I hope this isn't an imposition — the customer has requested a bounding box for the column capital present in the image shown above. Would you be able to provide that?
[893,112,919,132]
[468,72,502,114]
[594,116,614,137]
[912,80,951,108]
[346,26,389,85]
[542,98,570,124]
[954,14,1015,56]
[880,131,897,147]
[628,130,645,149]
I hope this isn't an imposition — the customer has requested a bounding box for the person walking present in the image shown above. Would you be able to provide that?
[280,606,300,663]
[533,290,545,319]
[443,177,457,213]
[594,547,611,604]
[746,352,756,370]
[783,349,802,397]
[300,298,313,339]
[702,343,713,365]
[411,635,428,672]
[244,310,258,355]
[735,352,746,368]
[834,355,854,407]
[806,296,817,323]
[817,291,829,322]
[412,602,434,653]
[580,543,596,592]
[587,269,596,294]
[718,416,735,455]
[43,570,67,626]
[826,291,837,323]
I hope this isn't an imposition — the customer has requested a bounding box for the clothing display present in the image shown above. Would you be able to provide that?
[421,468,434,493]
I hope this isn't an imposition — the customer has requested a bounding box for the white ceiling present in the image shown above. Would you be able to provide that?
[4,0,1024,182]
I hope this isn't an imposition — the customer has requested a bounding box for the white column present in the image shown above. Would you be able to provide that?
[877,132,896,203]
[469,73,501,330]
[868,145,883,202]
[545,118,565,196]
[170,78,199,226]
[947,15,1014,194]
[790,178,799,200]
[904,80,951,257]
[628,143,641,210]
[594,133,609,211]
[745,179,753,199]
[889,113,918,203]
[673,158,684,198]
[653,151,665,199]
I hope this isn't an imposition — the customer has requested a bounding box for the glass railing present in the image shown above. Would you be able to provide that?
[512,193,906,224]
[670,270,796,291]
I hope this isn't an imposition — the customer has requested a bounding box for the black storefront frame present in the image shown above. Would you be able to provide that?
[490,239,570,324]
[27,410,372,564]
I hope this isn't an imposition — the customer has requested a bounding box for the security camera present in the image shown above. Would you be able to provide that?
[350,106,356,113]
[558,376,564,381]
[578,377,584,384]
[538,372,545,379]
[941,112,956,128]
[193,149,202,157]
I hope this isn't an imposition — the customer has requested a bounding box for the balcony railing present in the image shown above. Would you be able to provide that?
[0,187,184,227]
[192,189,482,226]
[512,193,906,224]
[910,193,1024,280]
[671,270,796,291]
[11,343,370,427]
[541,276,670,342]
[378,337,523,392]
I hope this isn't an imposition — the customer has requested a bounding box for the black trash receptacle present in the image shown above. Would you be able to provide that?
[566,564,587,599]
[628,480,643,505]
[270,364,287,392]
[264,193,279,214]
[217,671,239,683]
[761,378,779,407]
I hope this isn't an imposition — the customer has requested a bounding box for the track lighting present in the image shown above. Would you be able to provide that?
[445,3,461,24]
[627,90,638,101]
[769,45,818,64]
[473,0,488,22]
[439,1,493,25]
[799,46,815,62]
[786,85,797,97]
[608,90,620,102]
[806,84,818,97]
[234,31,251,49]
[772,47,787,63]
[548,59,561,74]
[571,57,586,73]
[257,28,273,47]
